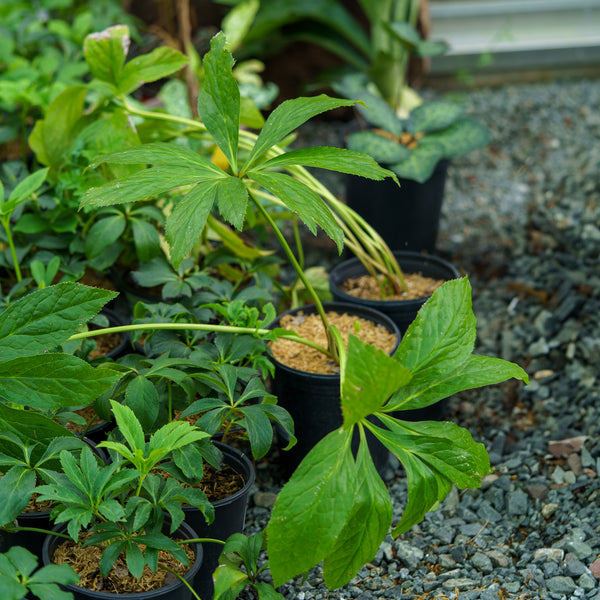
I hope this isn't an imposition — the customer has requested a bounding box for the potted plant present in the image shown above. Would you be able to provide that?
[34,400,211,598]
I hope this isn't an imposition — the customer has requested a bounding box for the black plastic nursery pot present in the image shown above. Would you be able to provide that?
[268,302,401,476]
[183,442,255,600]
[329,252,460,422]
[345,159,449,253]
[41,521,203,600]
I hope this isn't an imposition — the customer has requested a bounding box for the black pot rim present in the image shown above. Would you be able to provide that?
[42,520,203,599]
[267,301,401,380]
[329,251,460,310]
[183,441,256,512]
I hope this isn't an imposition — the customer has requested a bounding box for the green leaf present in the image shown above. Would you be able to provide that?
[249,171,343,251]
[322,435,392,588]
[0,576,26,600]
[99,539,126,577]
[267,428,357,586]
[118,46,188,95]
[416,39,450,58]
[124,375,159,431]
[212,565,248,600]
[394,278,476,375]
[166,179,220,268]
[240,405,273,459]
[27,582,76,600]
[255,582,285,600]
[0,168,49,216]
[214,176,249,230]
[84,25,130,88]
[0,354,120,410]
[0,467,36,526]
[109,401,145,453]
[222,0,260,52]
[346,130,410,165]
[80,166,215,210]
[245,95,356,171]
[131,217,161,262]
[28,86,87,168]
[410,100,466,133]
[385,21,421,49]
[257,146,398,182]
[0,406,77,448]
[351,91,405,138]
[198,32,240,171]
[125,541,145,578]
[0,282,117,361]
[389,138,445,183]
[172,444,205,479]
[28,563,79,586]
[372,417,491,534]
[85,215,126,259]
[387,354,529,412]
[341,335,409,427]
[434,118,491,159]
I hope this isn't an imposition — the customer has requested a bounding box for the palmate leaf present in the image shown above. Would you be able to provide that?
[198,32,240,171]
[0,282,117,361]
[249,170,343,251]
[0,354,120,410]
[244,95,356,171]
[371,417,491,534]
[0,406,77,449]
[322,435,392,588]
[267,428,357,586]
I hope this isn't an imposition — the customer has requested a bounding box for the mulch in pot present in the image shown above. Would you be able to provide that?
[339,271,445,301]
[269,310,397,374]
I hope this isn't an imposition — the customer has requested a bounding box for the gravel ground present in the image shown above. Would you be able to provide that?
[242,77,600,600]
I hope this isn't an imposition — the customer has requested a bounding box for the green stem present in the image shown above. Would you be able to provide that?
[66,323,330,357]
[248,189,337,361]
[159,563,202,600]
[2,525,71,540]
[2,217,22,282]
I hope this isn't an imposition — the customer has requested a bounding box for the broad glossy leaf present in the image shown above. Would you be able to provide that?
[267,428,357,585]
[389,138,444,183]
[198,33,240,171]
[241,405,273,459]
[410,101,466,133]
[322,435,392,588]
[341,335,409,427]
[85,215,126,258]
[27,563,79,586]
[84,25,129,87]
[0,282,116,360]
[28,86,87,168]
[0,467,36,525]
[386,354,529,412]
[213,565,248,600]
[0,406,76,449]
[124,375,159,431]
[434,118,491,159]
[371,417,491,534]
[394,278,476,375]
[245,95,355,170]
[0,354,120,410]
[118,46,188,95]
[0,167,49,216]
[352,91,405,138]
[249,171,344,251]
[258,146,398,183]
[80,166,215,210]
[346,130,410,165]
